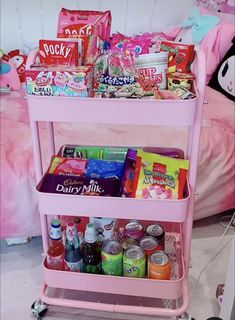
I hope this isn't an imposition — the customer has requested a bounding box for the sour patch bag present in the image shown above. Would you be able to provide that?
[135,150,189,200]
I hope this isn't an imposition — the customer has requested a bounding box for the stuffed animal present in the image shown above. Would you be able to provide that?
[0,50,21,91]
[209,36,235,101]
[8,49,27,83]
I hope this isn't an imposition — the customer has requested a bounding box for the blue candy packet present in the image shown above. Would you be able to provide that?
[86,159,124,180]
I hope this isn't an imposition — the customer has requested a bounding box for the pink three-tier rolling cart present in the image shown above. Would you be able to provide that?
[26,48,206,319]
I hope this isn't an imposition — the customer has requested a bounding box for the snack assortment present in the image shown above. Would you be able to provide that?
[46,217,175,281]
[40,145,189,201]
[25,7,197,100]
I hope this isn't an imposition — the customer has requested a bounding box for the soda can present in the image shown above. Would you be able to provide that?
[123,245,146,278]
[148,251,171,280]
[146,224,165,250]
[121,238,138,250]
[139,236,160,257]
[101,240,123,276]
[124,220,144,240]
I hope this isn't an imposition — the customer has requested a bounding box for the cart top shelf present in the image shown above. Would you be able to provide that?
[27,94,198,127]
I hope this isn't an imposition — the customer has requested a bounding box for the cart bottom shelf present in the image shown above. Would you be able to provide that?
[43,229,185,300]
[41,280,189,318]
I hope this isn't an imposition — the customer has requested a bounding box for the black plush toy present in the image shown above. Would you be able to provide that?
[209,36,235,101]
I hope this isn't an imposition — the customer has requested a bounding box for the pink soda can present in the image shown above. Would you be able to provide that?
[124,220,144,240]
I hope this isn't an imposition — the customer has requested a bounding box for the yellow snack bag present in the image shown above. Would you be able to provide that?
[136,150,189,200]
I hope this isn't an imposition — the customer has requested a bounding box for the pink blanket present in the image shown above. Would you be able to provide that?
[1,87,234,238]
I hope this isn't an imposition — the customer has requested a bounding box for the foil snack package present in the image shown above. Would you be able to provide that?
[135,150,189,199]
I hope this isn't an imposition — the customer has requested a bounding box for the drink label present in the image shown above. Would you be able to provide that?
[84,262,101,274]
[50,224,62,240]
[46,254,63,270]
[64,259,83,272]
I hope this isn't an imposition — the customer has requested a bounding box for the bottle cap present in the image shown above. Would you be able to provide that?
[85,223,97,243]
[66,221,78,242]
[50,219,62,240]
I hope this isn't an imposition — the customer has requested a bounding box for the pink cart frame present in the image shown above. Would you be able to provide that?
[27,49,206,318]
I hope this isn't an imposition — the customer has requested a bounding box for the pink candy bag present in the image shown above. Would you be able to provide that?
[57,8,112,65]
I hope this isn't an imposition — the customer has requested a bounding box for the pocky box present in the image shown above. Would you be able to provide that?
[39,40,79,66]
[26,65,93,97]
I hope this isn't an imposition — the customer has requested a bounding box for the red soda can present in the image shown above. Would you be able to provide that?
[139,236,160,257]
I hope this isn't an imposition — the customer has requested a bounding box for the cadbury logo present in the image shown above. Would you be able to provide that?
[64,179,83,186]
[43,43,71,58]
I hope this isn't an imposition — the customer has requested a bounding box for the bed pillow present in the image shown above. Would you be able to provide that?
[208,37,235,101]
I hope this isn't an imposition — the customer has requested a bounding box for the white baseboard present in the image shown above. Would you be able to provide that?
[6,237,31,246]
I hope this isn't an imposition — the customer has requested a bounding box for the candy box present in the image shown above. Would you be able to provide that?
[160,41,195,73]
[167,72,194,91]
[25,65,93,97]
[57,8,111,65]
[39,40,79,66]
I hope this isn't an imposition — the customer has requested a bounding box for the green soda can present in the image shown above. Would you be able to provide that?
[101,240,123,276]
[123,245,146,278]
[61,145,128,161]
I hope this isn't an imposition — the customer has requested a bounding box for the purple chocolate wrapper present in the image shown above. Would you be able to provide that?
[39,174,121,197]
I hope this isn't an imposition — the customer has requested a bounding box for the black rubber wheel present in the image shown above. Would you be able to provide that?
[31,299,48,318]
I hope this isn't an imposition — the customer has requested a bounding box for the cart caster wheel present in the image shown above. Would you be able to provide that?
[177,312,195,320]
[31,299,48,318]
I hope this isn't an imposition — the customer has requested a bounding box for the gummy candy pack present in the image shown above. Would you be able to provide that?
[135,150,189,199]
[48,156,124,180]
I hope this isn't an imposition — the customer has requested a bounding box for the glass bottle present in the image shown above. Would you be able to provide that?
[83,223,101,274]
[46,219,64,270]
[64,221,83,272]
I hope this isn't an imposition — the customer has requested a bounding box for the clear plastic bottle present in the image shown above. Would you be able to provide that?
[83,223,101,274]
[64,221,83,272]
[46,219,64,270]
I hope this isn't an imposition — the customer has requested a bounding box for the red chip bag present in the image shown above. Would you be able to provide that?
[160,40,195,73]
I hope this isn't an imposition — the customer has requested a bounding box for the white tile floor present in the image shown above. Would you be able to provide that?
[0,214,234,320]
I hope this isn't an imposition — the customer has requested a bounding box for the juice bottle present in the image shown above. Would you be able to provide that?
[83,223,101,274]
[46,219,65,270]
[64,221,83,272]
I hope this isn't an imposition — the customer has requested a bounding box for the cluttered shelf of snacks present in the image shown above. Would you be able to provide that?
[44,217,184,300]
[36,146,190,222]
[26,11,198,128]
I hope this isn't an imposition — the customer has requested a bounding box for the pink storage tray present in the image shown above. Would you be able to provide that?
[27,94,198,126]
[43,224,184,300]
[36,176,190,222]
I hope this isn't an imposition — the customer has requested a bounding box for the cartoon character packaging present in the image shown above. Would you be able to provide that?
[57,8,111,65]
[26,66,93,97]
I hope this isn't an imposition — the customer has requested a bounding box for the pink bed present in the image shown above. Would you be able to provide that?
[0,87,234,238]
